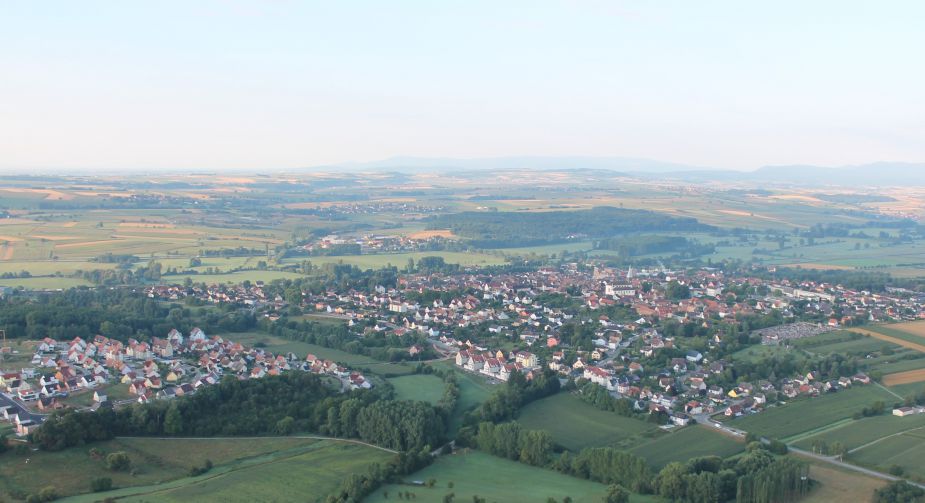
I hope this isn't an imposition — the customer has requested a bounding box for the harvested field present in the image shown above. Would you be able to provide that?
[0,245,13,260]
[849,327,925,353]
[883,368,925,386]
[894,320,925,337]
[29,234,81,241]
[55,239,121,249]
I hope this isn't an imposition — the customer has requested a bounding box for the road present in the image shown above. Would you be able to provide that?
[0,392,47,424]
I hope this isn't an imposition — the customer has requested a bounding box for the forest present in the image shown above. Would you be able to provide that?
[428,207,712,247]
[32,373,445,453]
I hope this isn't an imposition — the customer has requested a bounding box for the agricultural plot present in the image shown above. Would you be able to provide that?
[848,431,925,481]
[731,385,897,440]
[363,450,650,503]
[389,374,446,405]
[850,326,925,353]
[628,425,744,470]
[1,437,321,500]
[516,393,657,451]
[801,460,887,503]
[101,441,393,503]
[793,413,925,452]
[282,251,507,271]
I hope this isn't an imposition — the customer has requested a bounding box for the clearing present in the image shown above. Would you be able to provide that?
[363,450,655,503]
[516,393,657,451]
[628,425,745,470]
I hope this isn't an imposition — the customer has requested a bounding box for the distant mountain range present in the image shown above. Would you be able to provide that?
[313,157,925,186]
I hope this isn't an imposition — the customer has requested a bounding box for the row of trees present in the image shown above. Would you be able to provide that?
[33,373,445,453]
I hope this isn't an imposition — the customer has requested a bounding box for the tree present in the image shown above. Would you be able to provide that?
[164,403,183,435]
[604,485,629,503]
[276,416,295,435]
[106,452,131,472]
[90,477,113,492]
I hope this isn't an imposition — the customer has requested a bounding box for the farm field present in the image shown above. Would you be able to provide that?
[848,431,925,481]
[800,459,887,503]
[63,440,393,503]
[516,393,658,451]
[282,250,507,270]
[849,325,925,353]
[230,331,417,376]
[628,425,745,469]
[389,374,445,405]
[793,413,925,452]
[161,270,310,285]
[1,436,321,500]
[731,385,897,440]
[364,450,656,503]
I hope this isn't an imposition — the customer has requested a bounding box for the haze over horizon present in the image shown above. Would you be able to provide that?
[2,1,924,173]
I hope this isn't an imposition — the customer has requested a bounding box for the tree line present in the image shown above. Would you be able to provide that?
[32,373,445,454]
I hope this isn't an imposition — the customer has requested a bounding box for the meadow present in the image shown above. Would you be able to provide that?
[731,385,898,440]
[1,437,322,500]
[107,441,393,503]
[793,413,925,452]
[516,393,658,451]
[363,450,657,503]
[627,425,745,470]
[227,331,417,376]
[848,431,925,481]
[389,374,446,405]
[801,460,887,503]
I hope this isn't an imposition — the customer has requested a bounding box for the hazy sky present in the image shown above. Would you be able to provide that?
[2,1,923,172]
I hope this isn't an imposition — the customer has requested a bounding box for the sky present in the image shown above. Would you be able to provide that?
[1,0,924,173]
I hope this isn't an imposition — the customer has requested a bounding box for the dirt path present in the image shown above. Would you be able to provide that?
[848,327,925,353]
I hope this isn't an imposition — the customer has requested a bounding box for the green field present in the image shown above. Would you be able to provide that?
[863,325,925,347]
[731,385,898,440]
[364,450,655,503]
[282,251,507,270]
[517,393,658,451]
[793,413,925,452]
[2,437,323,500]
[389,374,446,404]
[230,331,417,376]
[98,441,394,503]
[848,431,925,481]
[628,425,745,469]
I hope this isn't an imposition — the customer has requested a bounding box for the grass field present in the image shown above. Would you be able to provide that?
[389,374,446,404]
[516,393,658,451]
[628,425,745,469]
[1,437,322,500]
[100,441,393,503]
[731,385,898,440]
[282,251,507,270]
[848,431,925,481]
[850,326,925,354]
[230,331,417,376]
[801,459,887,503]
[364,450,656,503]
[793,413,925,452]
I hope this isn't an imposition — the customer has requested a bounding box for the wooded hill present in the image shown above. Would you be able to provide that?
[429,207,712,248]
